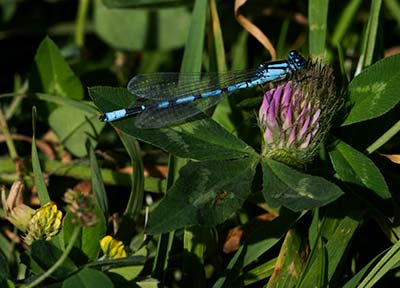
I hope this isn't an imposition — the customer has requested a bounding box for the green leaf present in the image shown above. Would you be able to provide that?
[298,203,360,286]
[136,278,159,287]
[81,211,107,261]
[30,37,84,100]
[30,240,77,280]
[344,53,400,125]
[63,268,113,288]
[63,207,107,261]
[108,247,147,281]
[146,157,258,234]
[35,93,99,114]
[89,86,256,161]
[266,228,307,287]
[49,106,104,158]
[94,0,191,51]
[262,159,344,211]
[117,133,144,242]
[329,140,391,199]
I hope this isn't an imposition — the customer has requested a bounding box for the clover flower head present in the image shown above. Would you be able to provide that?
[259,62,340,166]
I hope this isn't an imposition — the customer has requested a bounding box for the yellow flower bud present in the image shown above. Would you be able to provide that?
[24,202,63,245]
[100,235,127,259]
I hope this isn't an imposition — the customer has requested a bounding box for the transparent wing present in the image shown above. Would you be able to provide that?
[127,70,259,101]
[134,93,226,129]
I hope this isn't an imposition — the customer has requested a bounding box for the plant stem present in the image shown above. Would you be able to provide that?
[75,0,89,47]
[0,108,22,179]
[366,119,400,154]
[0,109,18,161]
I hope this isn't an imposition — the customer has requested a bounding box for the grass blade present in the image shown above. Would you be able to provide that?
[358,239,400,288]
[180,0,207,73]
[308,0,329,57]
[31,107,50,204]
[383,0,400,27]
[366,119,400,154]
[117,133,145,242]
[331,0,363,45]
[360,0,382,69]
[208,0,234,132]
[86,139,108,215]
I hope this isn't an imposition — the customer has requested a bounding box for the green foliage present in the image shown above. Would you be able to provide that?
[308,0,329,57]
[0,253,10,283]
[330,140,391,199]
[30,37,84,100]
[94,0,191,50]
[49,107,104,157]
[266,228,307,287]
[299,205,360,287]
[62,207,107,261]
[357,239,400,287]
[344,53,400,125]
[62,268,114,287]
[87,140,109,215]
[31,107,51,205]
[1,0,400,287]
[262,159,343,212]
[27,240,77,279]
[147,157,258,234]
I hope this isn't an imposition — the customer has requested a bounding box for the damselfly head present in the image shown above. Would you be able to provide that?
[288,50,307,71]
